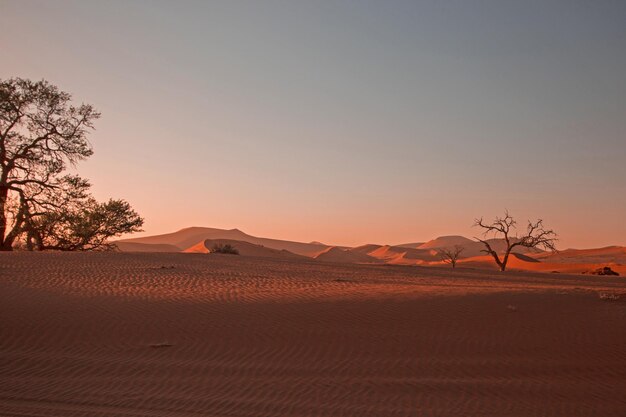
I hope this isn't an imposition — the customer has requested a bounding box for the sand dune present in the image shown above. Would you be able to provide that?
[1,252,625,417]
[115,227,626,276]
[394,241,425,249]
[368,245,436,264]
[418,235,539,257]
[418,235,476,249]
[350,243,384,254]
[114,241,182,252]
[313,246,381,263]
[350,244,437,265]
[116,227,624,268]
[118,227,328,256]
[459,253,626,275]
[183,238,308,260]
[537,246,626,264]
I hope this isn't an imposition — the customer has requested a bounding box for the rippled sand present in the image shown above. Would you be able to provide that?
[1,252,625,416]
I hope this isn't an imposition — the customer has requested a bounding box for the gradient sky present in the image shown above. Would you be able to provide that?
[2,0,625,248]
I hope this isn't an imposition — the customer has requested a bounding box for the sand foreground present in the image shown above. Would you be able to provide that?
[1,252,625,416]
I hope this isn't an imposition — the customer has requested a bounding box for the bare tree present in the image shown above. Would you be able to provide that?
[474,211,557,271]
[437,245,465,268]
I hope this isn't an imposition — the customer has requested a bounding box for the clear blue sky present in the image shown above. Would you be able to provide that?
[2,0,625,248]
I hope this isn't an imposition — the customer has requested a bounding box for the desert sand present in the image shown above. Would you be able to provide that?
[1,252,625,417]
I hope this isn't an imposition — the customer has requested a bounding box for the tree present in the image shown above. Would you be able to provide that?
[15,175,91,250]
[27,197,143,251]
[474,211,557,271]
[0,77,142,250]
[437,245,464,268]
[0,77,99,250]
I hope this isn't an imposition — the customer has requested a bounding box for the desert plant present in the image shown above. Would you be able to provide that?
[211,243,239,255]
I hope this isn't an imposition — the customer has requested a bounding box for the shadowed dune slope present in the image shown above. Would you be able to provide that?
[114,242,182,252]
[1,252,626,417]
[418,235,476,249]
[117,227,328,256]
[350,243,384,254]
[368,245,437,264]
[394,242,425,249]
[350,244,437,265]
[183,239,308,260]
[511,252,541,262]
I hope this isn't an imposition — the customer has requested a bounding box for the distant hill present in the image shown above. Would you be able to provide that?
[184,239,308,260]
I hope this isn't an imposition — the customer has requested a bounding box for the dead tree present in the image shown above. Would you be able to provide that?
[437,245,465,268]
[474,211,557,271]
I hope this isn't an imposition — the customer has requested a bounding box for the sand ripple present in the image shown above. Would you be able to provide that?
[1,252,625,416]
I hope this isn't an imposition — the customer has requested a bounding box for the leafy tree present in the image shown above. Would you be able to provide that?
[27,197,143,251]
[0,77,142,250]
[474,211,557,271]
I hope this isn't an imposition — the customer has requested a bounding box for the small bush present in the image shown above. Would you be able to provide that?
[211,243,239,255]
[584,266,620,276]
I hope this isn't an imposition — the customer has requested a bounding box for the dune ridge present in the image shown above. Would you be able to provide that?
[313,246,381,264]
[115,226,626,275]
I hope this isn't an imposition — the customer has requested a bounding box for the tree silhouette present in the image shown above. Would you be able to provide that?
[474,211,557,271]
[1,77,142,250]
[437,245,465,268]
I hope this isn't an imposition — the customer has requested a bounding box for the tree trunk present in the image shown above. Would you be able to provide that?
[0,185,8,250]
[487,250,504,271]
[500,249,512,271]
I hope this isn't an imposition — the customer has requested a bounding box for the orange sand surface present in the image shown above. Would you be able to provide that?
[1,252,626,416]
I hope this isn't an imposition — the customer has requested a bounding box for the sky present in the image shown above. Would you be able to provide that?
[2,0,625,248]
